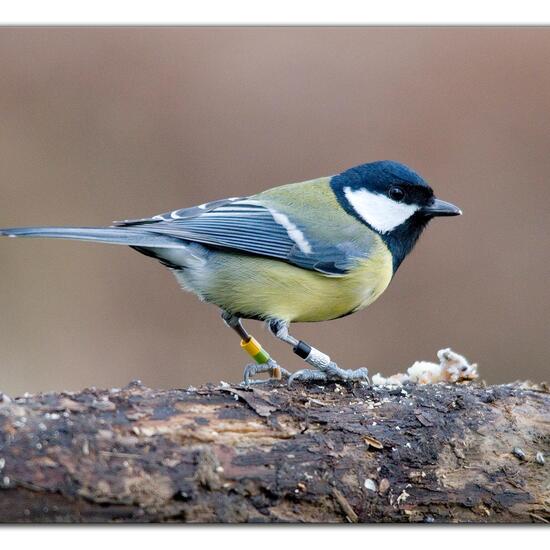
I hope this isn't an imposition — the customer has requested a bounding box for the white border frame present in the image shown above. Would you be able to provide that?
[2,1,550,25]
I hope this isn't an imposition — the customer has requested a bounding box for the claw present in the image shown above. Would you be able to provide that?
[288,369,327,385]
[288,363,370,386]
[243,363,259,385]
[242,359,290,386]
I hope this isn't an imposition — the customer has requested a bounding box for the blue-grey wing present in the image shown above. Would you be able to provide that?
[114,197,360,275]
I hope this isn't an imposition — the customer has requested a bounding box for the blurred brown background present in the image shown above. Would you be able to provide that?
[0,27,549,395]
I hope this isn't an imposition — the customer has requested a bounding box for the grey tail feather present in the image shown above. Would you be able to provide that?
[0,226,187,248]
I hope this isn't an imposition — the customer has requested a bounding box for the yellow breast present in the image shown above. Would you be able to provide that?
[184,235,394,323]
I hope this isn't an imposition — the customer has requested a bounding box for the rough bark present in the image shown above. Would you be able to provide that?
[0,379,548,523]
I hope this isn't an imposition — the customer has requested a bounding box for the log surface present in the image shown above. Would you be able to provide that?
[0,379,548,523]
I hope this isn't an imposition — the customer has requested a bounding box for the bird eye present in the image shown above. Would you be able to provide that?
[388,186,405,202]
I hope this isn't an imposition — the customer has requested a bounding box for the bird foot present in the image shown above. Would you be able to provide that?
[241,359,290,386]
[288,362,370,386]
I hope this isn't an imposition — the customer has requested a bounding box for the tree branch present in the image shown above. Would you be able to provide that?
[0,379,548,523]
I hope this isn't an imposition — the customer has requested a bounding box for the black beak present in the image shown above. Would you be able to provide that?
[421,198,462,217]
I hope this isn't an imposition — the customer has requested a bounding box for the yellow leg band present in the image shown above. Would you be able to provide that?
[241,337,271,364]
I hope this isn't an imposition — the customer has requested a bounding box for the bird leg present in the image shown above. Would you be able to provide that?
[221,311,290,385]
[267,320,370,385]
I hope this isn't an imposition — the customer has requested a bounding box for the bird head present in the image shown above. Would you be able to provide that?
[331,160,461,271]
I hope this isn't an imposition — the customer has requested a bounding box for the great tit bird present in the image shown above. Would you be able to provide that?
[0,160,461,385]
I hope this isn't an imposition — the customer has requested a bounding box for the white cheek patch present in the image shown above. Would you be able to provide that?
[343,186,419,233]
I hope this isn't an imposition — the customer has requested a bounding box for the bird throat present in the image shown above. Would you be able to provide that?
[380,213,430,272]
